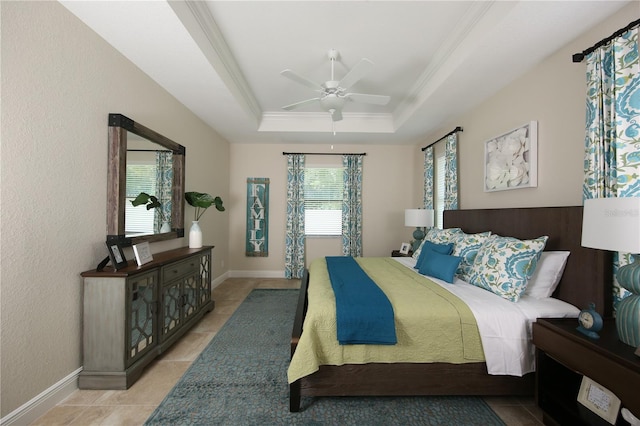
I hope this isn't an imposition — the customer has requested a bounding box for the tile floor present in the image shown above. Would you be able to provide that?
[32,278,544,425]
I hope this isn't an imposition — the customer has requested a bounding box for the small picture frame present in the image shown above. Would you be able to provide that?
[399,242,411,255]
[106,241,128,270]
[132,241,153,266]
[577,376,621,425]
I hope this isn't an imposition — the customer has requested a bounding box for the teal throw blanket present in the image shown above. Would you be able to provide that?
[325,256,397,345]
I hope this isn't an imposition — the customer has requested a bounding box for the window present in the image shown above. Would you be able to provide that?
[434,146,446,228]
[125,163,157,235]
[304,167,343,236]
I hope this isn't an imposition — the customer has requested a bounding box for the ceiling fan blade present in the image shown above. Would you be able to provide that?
[345,93,391,105]
[338,58,373,90]
[282,98,320,111]
[280,69,323,91]
[330,109,343,122]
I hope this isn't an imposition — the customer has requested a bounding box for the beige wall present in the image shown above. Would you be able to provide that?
[229,144,417,274]
[1,0,636,420]
[0,1,229,417]
[415,2,639,210]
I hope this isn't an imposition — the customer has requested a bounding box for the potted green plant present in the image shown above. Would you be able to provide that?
[130,192,170,232]
[185,191,225,220]
[185,191,225,248]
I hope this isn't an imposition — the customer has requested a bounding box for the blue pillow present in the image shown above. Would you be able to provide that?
[418,249,463,283]
[414,241,453,270]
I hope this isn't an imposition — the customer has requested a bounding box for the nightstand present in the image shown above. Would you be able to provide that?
[532,318,640,426]
[391,250,412,257]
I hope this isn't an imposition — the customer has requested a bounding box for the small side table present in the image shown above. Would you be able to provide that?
[533,318,640,425]
[391,250,413,257]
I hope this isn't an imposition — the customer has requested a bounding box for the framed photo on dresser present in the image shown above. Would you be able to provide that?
[132,242,153,266]
[399,242,411,255]
[105,241,128,270]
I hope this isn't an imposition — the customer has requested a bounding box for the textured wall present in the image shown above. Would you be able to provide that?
[416,2,639,210]
[0,1,229,416]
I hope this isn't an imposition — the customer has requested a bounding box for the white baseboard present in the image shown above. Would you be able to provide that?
[1,368,81,426]
[212,271,229,289]
[228,270,285,278]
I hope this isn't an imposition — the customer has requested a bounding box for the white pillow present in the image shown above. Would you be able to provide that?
[525,251,570,299]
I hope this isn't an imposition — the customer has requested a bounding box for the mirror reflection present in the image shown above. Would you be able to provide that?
[125,133,173,237]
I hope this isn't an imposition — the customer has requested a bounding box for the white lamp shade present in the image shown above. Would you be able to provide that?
[405,209,434,228]
[582,197,640,253]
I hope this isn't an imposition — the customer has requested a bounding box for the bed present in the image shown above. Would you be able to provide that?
[289,206,613,412]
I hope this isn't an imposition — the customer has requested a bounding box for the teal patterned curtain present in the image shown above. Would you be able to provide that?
[285,154,306,279]
[342,155,363,257]
[423,147,434,209]
[444,133,459,210]
[583,23,639,307]
[155,151,173,232]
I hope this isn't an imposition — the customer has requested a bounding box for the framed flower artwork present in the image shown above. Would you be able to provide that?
[484,121,537,192]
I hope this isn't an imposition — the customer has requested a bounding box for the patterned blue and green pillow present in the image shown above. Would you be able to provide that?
[413,227,463,260]
[467,235,548,302]
[451,231,492,281]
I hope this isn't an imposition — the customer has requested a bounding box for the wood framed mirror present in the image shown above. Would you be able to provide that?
[107,113,185,246]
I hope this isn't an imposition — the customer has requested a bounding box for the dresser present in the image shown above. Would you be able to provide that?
[79,246,214,389]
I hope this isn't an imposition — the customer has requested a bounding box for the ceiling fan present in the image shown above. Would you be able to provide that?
[280,49,390,122]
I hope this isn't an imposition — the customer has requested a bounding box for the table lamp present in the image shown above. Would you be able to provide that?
[581,197,640,347]
[405,209,434,252]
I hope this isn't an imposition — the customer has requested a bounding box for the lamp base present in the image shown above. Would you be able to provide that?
[615,258,640,347]
[411,227,426,252]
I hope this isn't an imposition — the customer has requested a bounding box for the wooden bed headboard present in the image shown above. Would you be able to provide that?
[444,206,613,317]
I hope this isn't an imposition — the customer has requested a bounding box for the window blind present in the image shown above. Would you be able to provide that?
[304,167,343,236]
[125,163,157,234]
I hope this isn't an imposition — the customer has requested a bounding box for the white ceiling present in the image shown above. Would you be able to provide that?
[60,0,630,145]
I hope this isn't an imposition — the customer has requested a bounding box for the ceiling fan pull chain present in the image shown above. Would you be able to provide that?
[330,111,336,136]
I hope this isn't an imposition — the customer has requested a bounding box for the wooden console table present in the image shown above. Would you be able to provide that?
[79,246,214,389]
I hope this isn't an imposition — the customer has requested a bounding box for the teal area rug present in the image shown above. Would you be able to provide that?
[145,289,505,426]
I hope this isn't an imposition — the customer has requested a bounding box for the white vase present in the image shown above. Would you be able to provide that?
[160,221,171,233]
[189,221,203,248]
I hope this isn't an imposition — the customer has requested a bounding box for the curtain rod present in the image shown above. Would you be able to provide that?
[421,126,463,151]
[572,18,640,63]
[282,152,366,156]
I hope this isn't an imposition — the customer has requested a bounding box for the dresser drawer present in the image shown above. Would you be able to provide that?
[161,256,199,281]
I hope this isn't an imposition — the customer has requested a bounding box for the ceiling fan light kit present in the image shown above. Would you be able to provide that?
[280,49,390,124]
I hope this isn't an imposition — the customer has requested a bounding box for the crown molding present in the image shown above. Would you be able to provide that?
[169,0,262,124]
[394,1,515,127]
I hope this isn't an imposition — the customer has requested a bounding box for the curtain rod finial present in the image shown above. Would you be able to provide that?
[572,53,585,63]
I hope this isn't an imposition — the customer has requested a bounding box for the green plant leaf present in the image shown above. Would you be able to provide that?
[146,195,161,211]
[213,196,225,211]
[131,192,152,207]
[185,191,214,208]
[185,191,225,220]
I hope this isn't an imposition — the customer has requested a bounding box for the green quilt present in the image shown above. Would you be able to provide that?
[288,257,484,384]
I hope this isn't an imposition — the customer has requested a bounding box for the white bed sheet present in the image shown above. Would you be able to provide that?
[393,256,579,376]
